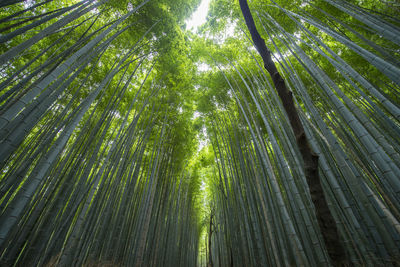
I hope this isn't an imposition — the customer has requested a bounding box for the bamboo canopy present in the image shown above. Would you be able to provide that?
[0,0,399,266]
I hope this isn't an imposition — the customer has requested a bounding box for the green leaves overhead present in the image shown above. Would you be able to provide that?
[0,0,203,266]
[194,0,400,266]
[0,0,400,266]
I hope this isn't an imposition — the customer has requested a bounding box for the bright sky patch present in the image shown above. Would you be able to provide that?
[186,0,211,30]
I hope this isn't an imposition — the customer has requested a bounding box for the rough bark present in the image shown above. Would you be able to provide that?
[208,212,214,267]
[238,0,347,265]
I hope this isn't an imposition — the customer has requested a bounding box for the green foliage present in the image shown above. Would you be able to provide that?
[0,0,400,266]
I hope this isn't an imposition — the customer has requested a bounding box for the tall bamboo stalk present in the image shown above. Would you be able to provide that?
[238,0,347,264]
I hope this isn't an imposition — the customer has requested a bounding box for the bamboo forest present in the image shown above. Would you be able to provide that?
[1,0,400,266]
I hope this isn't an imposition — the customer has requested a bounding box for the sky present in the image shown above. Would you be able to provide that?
[186,0,211,30]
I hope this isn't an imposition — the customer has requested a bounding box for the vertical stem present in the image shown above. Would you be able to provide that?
[208,211,214,267]
[238,0,346,265]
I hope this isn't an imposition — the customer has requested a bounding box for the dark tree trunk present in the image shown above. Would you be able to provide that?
[229,247,233,267]
[208,212,214,267]
[238,0,347,265]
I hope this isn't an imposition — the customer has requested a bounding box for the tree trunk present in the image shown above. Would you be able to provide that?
[238,0,346,265]
[208,212,214,267]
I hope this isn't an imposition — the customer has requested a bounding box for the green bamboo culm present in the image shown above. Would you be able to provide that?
[0,0,399,266]
[237,0,347,264]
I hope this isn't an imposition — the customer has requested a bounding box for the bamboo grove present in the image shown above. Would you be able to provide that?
[0,0,400,266]
[204,0,400,266]
[0,0,201,266]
